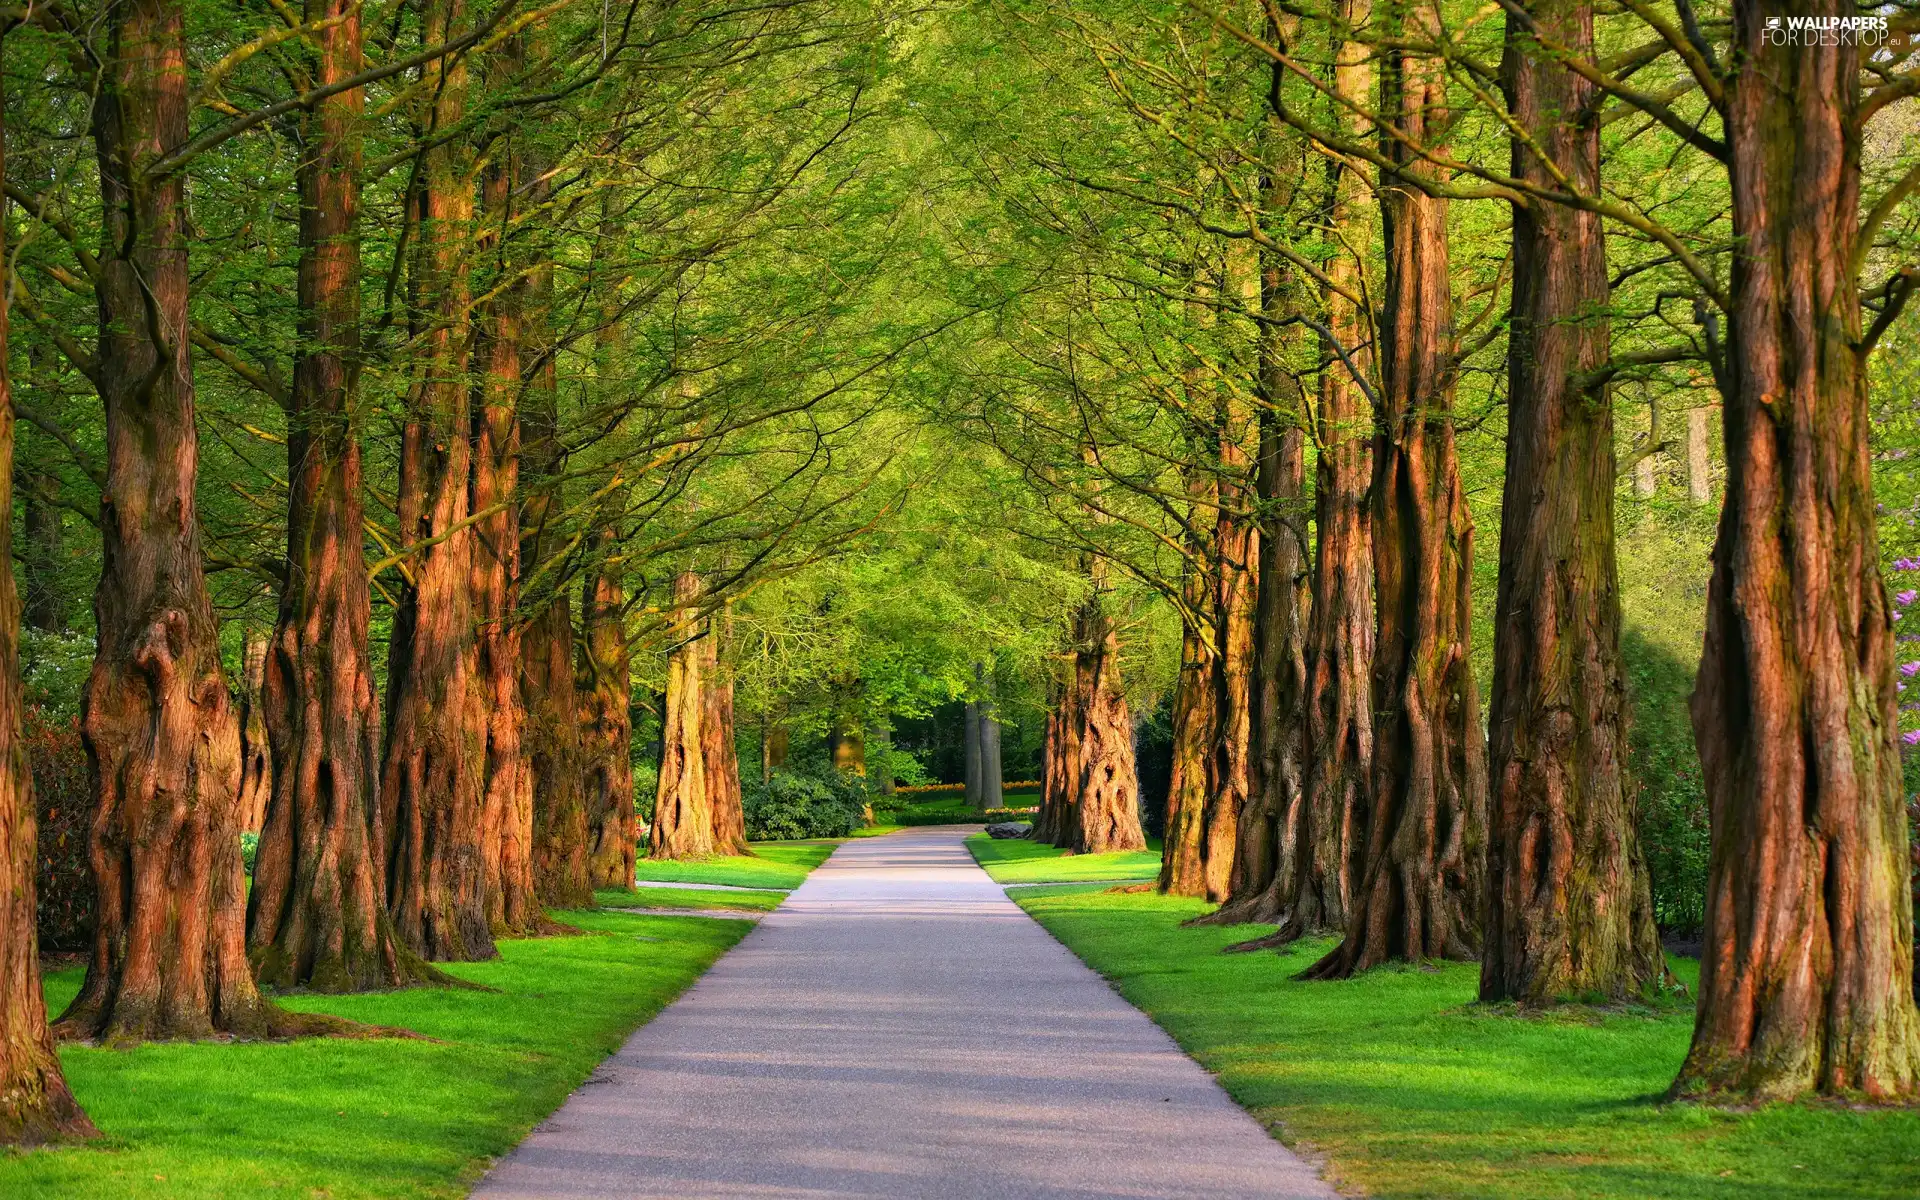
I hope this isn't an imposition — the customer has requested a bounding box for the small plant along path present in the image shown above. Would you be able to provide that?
[474,827,1336,1199]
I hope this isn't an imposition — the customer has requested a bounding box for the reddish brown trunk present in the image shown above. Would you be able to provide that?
[703,611,748,856]
[0,65,95,1137]
[581,539,635,889]
[381,0,495,962]
[649,573,712,860]
[1071,598,1145,855]
[1675,0,1920,1100]
[246,0,432,989]
[1159,538,1227,896]
[1480,0,1664,1005]
[1306,9,1486,978]
[236,631,271,834]
[1034,673,1080,846]
[56,0,292,1041]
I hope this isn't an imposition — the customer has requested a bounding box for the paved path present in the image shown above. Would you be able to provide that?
[473,828,1336,1199]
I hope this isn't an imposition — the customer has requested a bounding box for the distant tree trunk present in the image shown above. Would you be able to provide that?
[1159,550,1226,897]
[1035,672,1080,844]
[830,718,867,776]
[20,469,66,634]
[1306,8,1486,979]
[518,226,589,910]
[1072,595,1145,855]
[56,0,303,1041]
[978,663,1003,809]
[703,609,748,855]
[964,699,983,807]
[236,631,271,834]
[381,0,495,963]
[246,0,431,988]
[1480,0,1665,1006]
[649,572,711,860]
[0,61,95,1136]
[580,534,635,890]
[1675,0,1920,1102]
[1686,406,1711,504]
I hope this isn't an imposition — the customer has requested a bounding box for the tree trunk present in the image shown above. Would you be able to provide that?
[831,718,867,777]
[1035,672,1080,845]
[236,631,271,835]
[56,0,301,1042]
[1159,561,1226,897]
[381,0,495,963]
[1195,442,1258,903]
[978,664,1003,809]
[964,699,982,807]
[518,221,589,910]
[1687,405,1711,504]
[649,572,711,860]
[20,468,66,634]
[0,62,95,1136]
[1481,0,1664,1006]
[1674,0,1920,1101]
[246,0,432,988]
[580,535,635,890]
[703,609,748,855]
[1306,7,1486,978]
[1072,598,1145,855]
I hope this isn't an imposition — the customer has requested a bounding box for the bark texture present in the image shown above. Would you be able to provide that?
[1070,598,1145,855]
[57,0,291,1041]
[1675,0,1920,1101]
[702,613,749,856]
[649,572,712,860]
[580,540,635,889]
[1307,8,1486,977]
[247,0,430,991]
[236,632,271,834]
[1159,548,1228,898]
[0,67,96,1136]
[1481,0,1665,1006]
[1035,674,1080,845]
[381,0,495,962]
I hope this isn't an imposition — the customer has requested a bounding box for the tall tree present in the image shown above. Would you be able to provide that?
[703,608,749,856]
[1676,0,1920,1100]
[246,0,431,989]
[581,535,635,889]
[1480,0,1664,1005]
[382,0,495,962]
[0,52,95,1136]
[1068,584,1145,854]
[1305,0,1486,978]
[649,571,712,859]
[56,0,287,1040]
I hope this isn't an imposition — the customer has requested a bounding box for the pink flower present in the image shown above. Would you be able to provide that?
[1903,662,1920,677]
[1903,730,1920,746]
[1900,590,1919,606]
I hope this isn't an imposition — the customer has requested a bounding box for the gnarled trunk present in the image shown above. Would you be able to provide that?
[246,0,431,989]
[1159,571,1226,897]
[702,612,748,856]
[1480,0,1664,1006]
[649,572,711,860]
[581,540,634,889]
[0,66,95,1136]
[1307,8,1486,978]
[1675,0,1920,1101]
[57,0,291,1042]
[381,0,495,963]
[1072,598,1145,855]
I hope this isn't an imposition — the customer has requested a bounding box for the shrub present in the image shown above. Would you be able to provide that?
[1623,626,1710,933]
[744,766,868,840]
[30,709,93,951]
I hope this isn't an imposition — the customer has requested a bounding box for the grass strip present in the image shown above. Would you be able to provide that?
[633,838,838,890]
[966,831,1163,884]
[1011,886,1920,1199]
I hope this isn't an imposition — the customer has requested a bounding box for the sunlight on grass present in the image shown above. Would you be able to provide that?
[966,831,1162,883]
[4,909,748,1199]
[1011,886,1920,1199]
[633,839,838,890]
[595,886,785,912]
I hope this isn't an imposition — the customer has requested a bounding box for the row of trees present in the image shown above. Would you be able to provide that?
[925,0,1920,1104]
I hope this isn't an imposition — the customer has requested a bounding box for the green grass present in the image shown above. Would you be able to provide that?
[1010,886,1920,1199]
[593,886,786,912]
[633,838,838,890]
[2,908,750,1199]
[966,832,1163,883]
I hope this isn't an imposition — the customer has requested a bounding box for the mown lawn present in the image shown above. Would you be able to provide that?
[966,831,1163,883]
[3,909,751,1199]
[632,838,838,890]
[594,885,786,912]
[1011,885,1920,1199]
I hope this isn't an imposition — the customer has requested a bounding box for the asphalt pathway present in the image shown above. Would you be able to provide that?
[472,827,1337,1199]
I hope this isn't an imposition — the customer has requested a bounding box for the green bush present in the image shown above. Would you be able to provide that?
[31,709,94,951]
[745,766,869,840]
[1623,625,1710,933]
